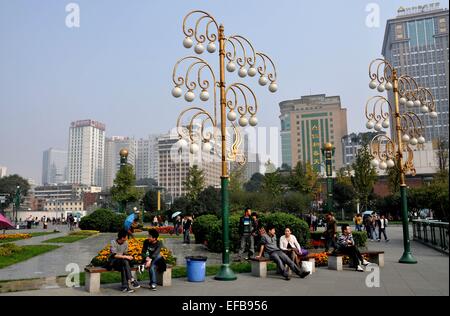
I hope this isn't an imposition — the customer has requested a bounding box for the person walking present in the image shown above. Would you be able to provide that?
[174,215,182,236]
[237,208,257,261]
[378,215,390,242]
[183,215,193,244]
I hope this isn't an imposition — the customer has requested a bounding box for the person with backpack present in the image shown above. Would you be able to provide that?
[237,208,257,261]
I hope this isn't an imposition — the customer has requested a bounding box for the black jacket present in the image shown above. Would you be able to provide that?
[141,239,162,261]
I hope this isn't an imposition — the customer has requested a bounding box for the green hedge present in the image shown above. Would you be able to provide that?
[352,231,368,248]
[194,212,310,253]
[191,214,218,244]
[79,208,127,233]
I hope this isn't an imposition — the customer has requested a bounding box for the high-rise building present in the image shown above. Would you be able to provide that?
[136,135,160,181]
[104,136,136,189]
[42,148,67,185]
[157,132,221,199]
[67,120,105,187]
[279,94,348,171]
[0,166,6,178]
[382,3,449,142]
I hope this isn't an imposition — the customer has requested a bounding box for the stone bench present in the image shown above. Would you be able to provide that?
[328,251,384,271]
[250,255,316,278]
[84,265,172,293]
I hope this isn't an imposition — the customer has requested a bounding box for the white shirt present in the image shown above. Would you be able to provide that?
[279,235,302,252]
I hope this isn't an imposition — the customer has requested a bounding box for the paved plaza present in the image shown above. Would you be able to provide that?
[0,225,448,296]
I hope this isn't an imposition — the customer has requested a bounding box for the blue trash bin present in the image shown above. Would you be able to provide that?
[186,256,207,282]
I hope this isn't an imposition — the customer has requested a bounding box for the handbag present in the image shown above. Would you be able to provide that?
[301,261,313,274]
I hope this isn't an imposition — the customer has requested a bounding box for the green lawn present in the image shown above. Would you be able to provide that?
[0,231,59,244]
[78,262,277,286]
[43,235,88,243]
[0,245,60,269]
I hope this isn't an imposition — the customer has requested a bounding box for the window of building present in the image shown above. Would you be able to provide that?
[395,24,404,40]
[439,17,448,33]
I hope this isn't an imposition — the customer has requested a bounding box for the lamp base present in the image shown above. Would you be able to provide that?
[399,252,417,264]
[214,264,237,281]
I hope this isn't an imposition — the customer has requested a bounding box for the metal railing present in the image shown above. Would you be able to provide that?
[412,220,449,254]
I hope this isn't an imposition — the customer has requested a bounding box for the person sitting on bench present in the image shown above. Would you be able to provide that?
[255,224,310,280]
[337,224,370,272]
[109,229,141,292]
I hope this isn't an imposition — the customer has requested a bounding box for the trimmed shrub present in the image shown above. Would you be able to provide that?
[259,212,310,248]
[192,214,219,244]
[204,212,310,253]
[352,231,368,248]
[79,208,127,233]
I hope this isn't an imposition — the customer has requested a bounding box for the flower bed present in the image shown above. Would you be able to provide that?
[142,226,177,234]
[91,237,176,267]
[0,233,32,242]
[308,252,369,267]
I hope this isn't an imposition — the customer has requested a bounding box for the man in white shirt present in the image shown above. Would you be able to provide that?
[378,215,389,242]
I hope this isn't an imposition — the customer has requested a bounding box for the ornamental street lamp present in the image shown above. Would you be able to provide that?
[321,143,335,214]
[171,10,277,280]
[366,58,438,264]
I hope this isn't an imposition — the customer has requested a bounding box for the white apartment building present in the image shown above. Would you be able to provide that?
[136,135,160,181]
[67,120,105,187]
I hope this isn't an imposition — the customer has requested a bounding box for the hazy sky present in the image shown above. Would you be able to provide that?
[0,0,437,183]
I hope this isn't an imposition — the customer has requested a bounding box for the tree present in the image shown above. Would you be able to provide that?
[142,189,166,213]
[387,159,402,195]
[289,161,319,198]
[333,181,356,213]
[282,191,311,214]
[197,186,221,217]
[110,164,143,214]
[0,175,30,211]
[229,166,245,195]
[351,145,378,211]
[262,170,283,198]
[183,165,205,202]
[243,172,264,192]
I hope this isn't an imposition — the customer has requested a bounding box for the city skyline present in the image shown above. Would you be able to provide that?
[0,0,446,182]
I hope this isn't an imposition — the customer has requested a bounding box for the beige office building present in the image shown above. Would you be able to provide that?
[279,94,348,171]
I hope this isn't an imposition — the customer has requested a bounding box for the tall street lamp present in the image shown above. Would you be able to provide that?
[14,185,21,226]
[321,143,335,214]
[171,10,277,280]
[118,148,128,214]
[366,58,438,264]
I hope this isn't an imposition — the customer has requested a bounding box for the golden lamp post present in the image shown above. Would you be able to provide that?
[170,10,277,280]
[366,58,438,264]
